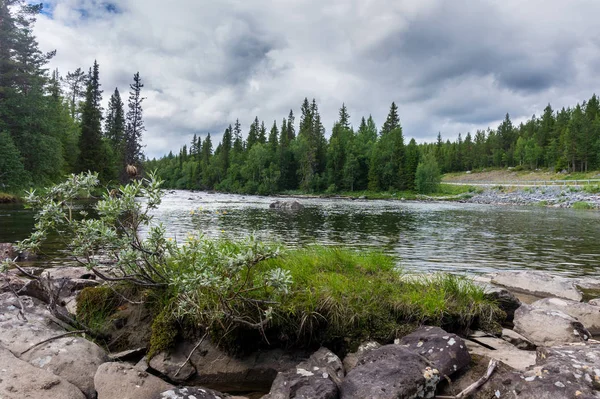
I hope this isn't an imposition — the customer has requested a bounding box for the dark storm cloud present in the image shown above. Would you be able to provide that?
[32,0,600,158]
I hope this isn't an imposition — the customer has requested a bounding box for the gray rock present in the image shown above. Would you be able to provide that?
[501,328,536,350]
[0,346,86,399]
[532,297,600,334]
[340,345,440,399]
[590,298,600,307]
[149,348,197,382]
[154,387,234,398]
[0,274,26,294]
[342,341,381,372]
[480,343,600,399]
[483,286,521,322]
[94,362,174,399]
[263,347,343,399]
[0,242,15,261]
[186,340,306,393]
[513,304,591,347]
[269,200,304,211]
[491,271,583,301]
[399,326,471,377]
[108,347,146,361]
[465,334,536,370]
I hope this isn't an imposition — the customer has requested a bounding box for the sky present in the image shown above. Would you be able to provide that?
[32,0,600,159]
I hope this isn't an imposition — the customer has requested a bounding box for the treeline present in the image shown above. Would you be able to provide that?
[147,93,600,195]
[0,1,145,192]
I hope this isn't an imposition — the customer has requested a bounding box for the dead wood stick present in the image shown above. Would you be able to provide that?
[20,330,86,355]
[436,359,498,399]
[174,332,208,377]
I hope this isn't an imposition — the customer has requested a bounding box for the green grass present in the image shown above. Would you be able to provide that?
[216,246,503,353]
[584,185,600,194]
[572,201,594,210]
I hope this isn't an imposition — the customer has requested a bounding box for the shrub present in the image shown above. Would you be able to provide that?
[573,201,593,210]
[415,153,441,194]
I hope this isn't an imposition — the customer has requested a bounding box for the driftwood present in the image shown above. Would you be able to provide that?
[436,359,498,399]
[174,331,208,377]
[20,330,86,355]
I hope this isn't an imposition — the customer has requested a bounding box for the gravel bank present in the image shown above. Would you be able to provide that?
[465,186,600,208]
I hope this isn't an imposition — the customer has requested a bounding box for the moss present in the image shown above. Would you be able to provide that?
[76,286,121,333]
[148,308,178,359]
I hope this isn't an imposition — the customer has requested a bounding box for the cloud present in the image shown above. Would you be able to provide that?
[32,0,600,158]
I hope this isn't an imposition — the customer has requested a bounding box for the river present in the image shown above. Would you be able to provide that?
[1,190,599,277]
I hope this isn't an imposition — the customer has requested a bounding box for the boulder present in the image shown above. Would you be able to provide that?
[342,341,381,372]
[479,344,600,399]
[185,340,306,393]
[399,326,471,377]
[0,242,15,261]
[501,328,536,350]
[513,304,591,347]
[269,201,304,211]
[340,345,440,399]
[263,347,343,399]
[483,286,521,322]
[94,362,174,399]
[0,292,108,397]
[149,348,197,382]
[491,271,582,301]
[532,297,600,334]
[590,298,600,307]
[21,335,108,398]
[465,334,536,370]
[0,346,86,399]
[154,387,235,398]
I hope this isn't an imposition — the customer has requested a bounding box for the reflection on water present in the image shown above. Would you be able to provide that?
[1,190,600,277]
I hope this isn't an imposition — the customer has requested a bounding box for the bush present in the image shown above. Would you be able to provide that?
[573,201,594,210]
[415,153,441,194]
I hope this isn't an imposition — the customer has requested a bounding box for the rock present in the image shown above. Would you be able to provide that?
[154,387,234,398]
[481,343,600,399]
[263,347,343,399]
[185,340,306,393]
[491,271,583,301]
[135,356,150,371]
[0,346,86,399]
[0,292,108,397]
[149,349,197,382]
[109,347,146,361]
[465,334,536,370]
[94,362,174,399]
[483,286,521,322]
[14,266,45,277]
[342,341,381,372]
[340,345,440,399]
[532,297,600,334]
[513,304,591,347]
[590,298,600,306]
[0,274,26,294]
[269,200,304,211]
[21,335,109,398]
[399,326,471,377]
[501,328,536,350]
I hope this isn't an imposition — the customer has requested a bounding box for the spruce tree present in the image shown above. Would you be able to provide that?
[105,88,125,151]
[77,61,105,175]
[124,72,145,168]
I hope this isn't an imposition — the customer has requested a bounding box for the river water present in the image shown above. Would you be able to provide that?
[1,190,600,277]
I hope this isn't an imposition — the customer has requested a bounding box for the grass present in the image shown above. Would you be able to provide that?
[572,201,594,210]
[0,192,19,203]
[215,246,503,354]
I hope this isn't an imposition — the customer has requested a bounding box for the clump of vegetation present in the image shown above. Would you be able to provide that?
[6,173,504,356]
[415,153,441,194]
[572,201,594,210]
[0,192,19,203]
[584,184,600,194]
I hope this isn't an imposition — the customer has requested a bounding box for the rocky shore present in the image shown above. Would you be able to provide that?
[465,186,600,208]
[1,264,600,398]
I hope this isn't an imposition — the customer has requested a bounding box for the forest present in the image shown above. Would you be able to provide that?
[2,0,600,196]
[0,1,144,193]
[147,95,600,195]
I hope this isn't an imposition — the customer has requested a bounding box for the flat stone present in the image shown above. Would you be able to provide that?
[149,349,196,382]
[501,328,536,350]
[513,304,591,347]
[95,362,174,399]
[342,341,381,373]
[465,335,536,370]
[590,298,600,307]
[109,347,146,361]
[532,297,600,335]
[491,271,582,301]
[0,346,86,399]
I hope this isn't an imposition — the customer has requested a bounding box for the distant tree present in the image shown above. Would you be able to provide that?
[63,68,87,120]
[415,153,441,194]
[124,72,145,169]
[0,131,30,191]
[105,88,125,152]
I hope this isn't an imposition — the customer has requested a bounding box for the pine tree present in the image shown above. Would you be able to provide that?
[76,61,105,175]
[381,102,400,136]
[63,68,87,120]
[268,120,279,153]
[124,72,145,168]
[105,88,125,150]
[247,117,260,149]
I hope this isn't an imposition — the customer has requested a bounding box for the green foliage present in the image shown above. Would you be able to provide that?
[415,153,441,194]
[0,131,30,191]
[148,308,178,359]
[572,201,594,210]
[584,184,600,194]
[76,286,120,333]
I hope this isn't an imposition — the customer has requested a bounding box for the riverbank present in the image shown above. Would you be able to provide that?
[0,192,19,203]
[465,185,600,208]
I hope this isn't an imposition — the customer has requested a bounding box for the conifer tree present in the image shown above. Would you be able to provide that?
[77,61,105,175]
[105,88,125,151]
[124,72,145,168]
